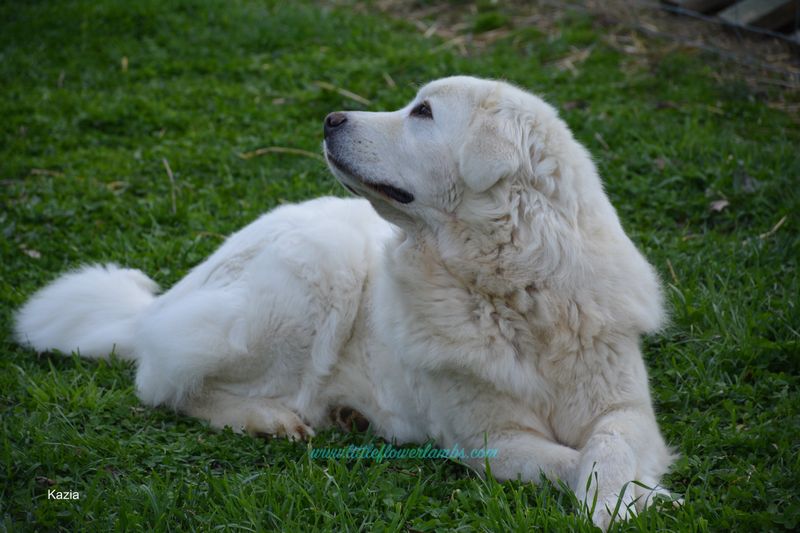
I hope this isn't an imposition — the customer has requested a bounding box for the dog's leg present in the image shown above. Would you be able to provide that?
[574,431,637,529]
[573,409,672,530]
[462,430,580,485]
[183,388,314,441]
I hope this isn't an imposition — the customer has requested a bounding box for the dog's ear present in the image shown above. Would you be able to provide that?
[458,114,520,193]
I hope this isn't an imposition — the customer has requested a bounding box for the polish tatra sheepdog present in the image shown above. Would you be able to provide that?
[15,76,677,528]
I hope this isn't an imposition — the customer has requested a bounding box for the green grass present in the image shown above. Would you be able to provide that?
[2,0,799,530]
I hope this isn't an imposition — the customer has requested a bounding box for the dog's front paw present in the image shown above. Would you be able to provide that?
[575,477,637,531]
[581,483,682,530]
[587,493,637,531]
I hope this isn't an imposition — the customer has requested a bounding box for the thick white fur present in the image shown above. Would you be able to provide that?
[15,77,675,529]
[14,264,159,359]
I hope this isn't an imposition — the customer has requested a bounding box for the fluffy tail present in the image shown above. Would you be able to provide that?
[14,264,159,360]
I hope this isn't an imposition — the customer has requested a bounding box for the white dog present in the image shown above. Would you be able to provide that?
[15,76,675,528]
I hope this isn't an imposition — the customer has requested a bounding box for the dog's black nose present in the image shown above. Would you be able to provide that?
[324,112,348,137]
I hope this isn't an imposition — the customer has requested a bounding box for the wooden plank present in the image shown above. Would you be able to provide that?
[718,0,800,30]
[663,1,736,13]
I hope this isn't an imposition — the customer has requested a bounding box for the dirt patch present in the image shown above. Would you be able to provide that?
[354,0,799,100]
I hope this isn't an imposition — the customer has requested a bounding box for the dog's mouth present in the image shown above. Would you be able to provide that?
[325,151,414,205]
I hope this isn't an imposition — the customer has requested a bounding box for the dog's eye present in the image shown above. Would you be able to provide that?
[410,101,433,119]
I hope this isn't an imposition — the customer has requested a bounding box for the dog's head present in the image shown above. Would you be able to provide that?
[324,77,590,267]
[324,76,663,332]
[324,77,537,224]
[325,77,587,204]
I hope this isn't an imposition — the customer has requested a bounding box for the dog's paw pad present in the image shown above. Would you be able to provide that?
[330,405,370,432]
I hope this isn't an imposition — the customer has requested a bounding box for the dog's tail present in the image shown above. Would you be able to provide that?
[14,264,159,360]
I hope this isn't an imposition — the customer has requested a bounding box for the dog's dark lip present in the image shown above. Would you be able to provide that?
[325,151,415,204]
[368,182,415,204]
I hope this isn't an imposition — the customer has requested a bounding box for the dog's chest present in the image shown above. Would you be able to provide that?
[540,342,649,448]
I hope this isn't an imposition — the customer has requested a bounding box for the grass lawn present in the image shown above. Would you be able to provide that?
[1,0,798,530]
